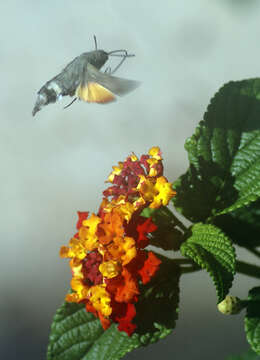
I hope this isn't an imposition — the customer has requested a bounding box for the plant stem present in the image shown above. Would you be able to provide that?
[246,247,260,259]
[236,260,260,279]
[162,207,188,232]
[171,258,194,265]
[180,264,201,274]
[153,254,201,274]
[171,258,201,274]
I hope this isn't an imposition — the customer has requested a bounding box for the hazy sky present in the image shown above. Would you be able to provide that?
[1,1,260,359]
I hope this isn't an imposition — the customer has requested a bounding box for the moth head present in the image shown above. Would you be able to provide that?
[90,49,109,69]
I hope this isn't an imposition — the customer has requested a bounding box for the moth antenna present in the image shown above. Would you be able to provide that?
[94,35,97,50]
[108,49,135,58]
[64,98,77,109]
[108,49,135,74]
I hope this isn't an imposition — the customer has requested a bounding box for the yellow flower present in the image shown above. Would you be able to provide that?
[99,260,121,278]
[67,276,89,302]
[115,202,136,222]
[107,162,123,183]
[137,176,157,203]
[120,237,137,265]
[102,196,136,222]
[150,176,176,208]
[60,245,73,259]
[147,158,159,177]
[82,213,101,235]
[130,153,138,161]
[78,213,101,251]
[133,196,146,209]
[149,146,162,160]
[89,285,112,317]
[70,261,83,278]
[59,237,86,260]
[137,176,176,208]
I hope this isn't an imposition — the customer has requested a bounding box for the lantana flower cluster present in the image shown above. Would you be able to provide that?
[60,147,176,335]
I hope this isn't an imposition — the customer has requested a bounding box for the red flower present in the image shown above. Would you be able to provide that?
[115,303,137,336]
[76,211,89,229]
[131,216,157,249]
[138,252,161,284]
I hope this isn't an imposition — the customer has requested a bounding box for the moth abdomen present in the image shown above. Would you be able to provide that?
[32,81,63,116]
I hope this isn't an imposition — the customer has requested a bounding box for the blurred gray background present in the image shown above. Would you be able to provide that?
[1,0,260,359]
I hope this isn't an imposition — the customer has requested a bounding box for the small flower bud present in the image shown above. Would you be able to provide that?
[217,295,243,315]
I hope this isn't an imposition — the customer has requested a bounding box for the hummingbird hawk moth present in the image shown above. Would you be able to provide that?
[32,36,140,116]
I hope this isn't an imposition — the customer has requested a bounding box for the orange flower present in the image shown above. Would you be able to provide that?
[114,268,139,302]
[98,210,124,245]
[106,236,137,265]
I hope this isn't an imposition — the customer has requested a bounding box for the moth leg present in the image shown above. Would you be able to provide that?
[104,66,112,74]
[64,98,77,109]
[104,58,126,75]
[110,56,127,74]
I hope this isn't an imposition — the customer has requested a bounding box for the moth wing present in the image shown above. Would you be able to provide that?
[76,81,116,103]
[86,63,140,96]
[75,63,140,103]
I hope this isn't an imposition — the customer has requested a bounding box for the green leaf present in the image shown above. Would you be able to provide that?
[47,302,102,360]
[214,199,260,249]
[245,287,260,355]
[226,348,260,360]
[180,223,236,302]
[173,79,260,222]
[47,260,180,360]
